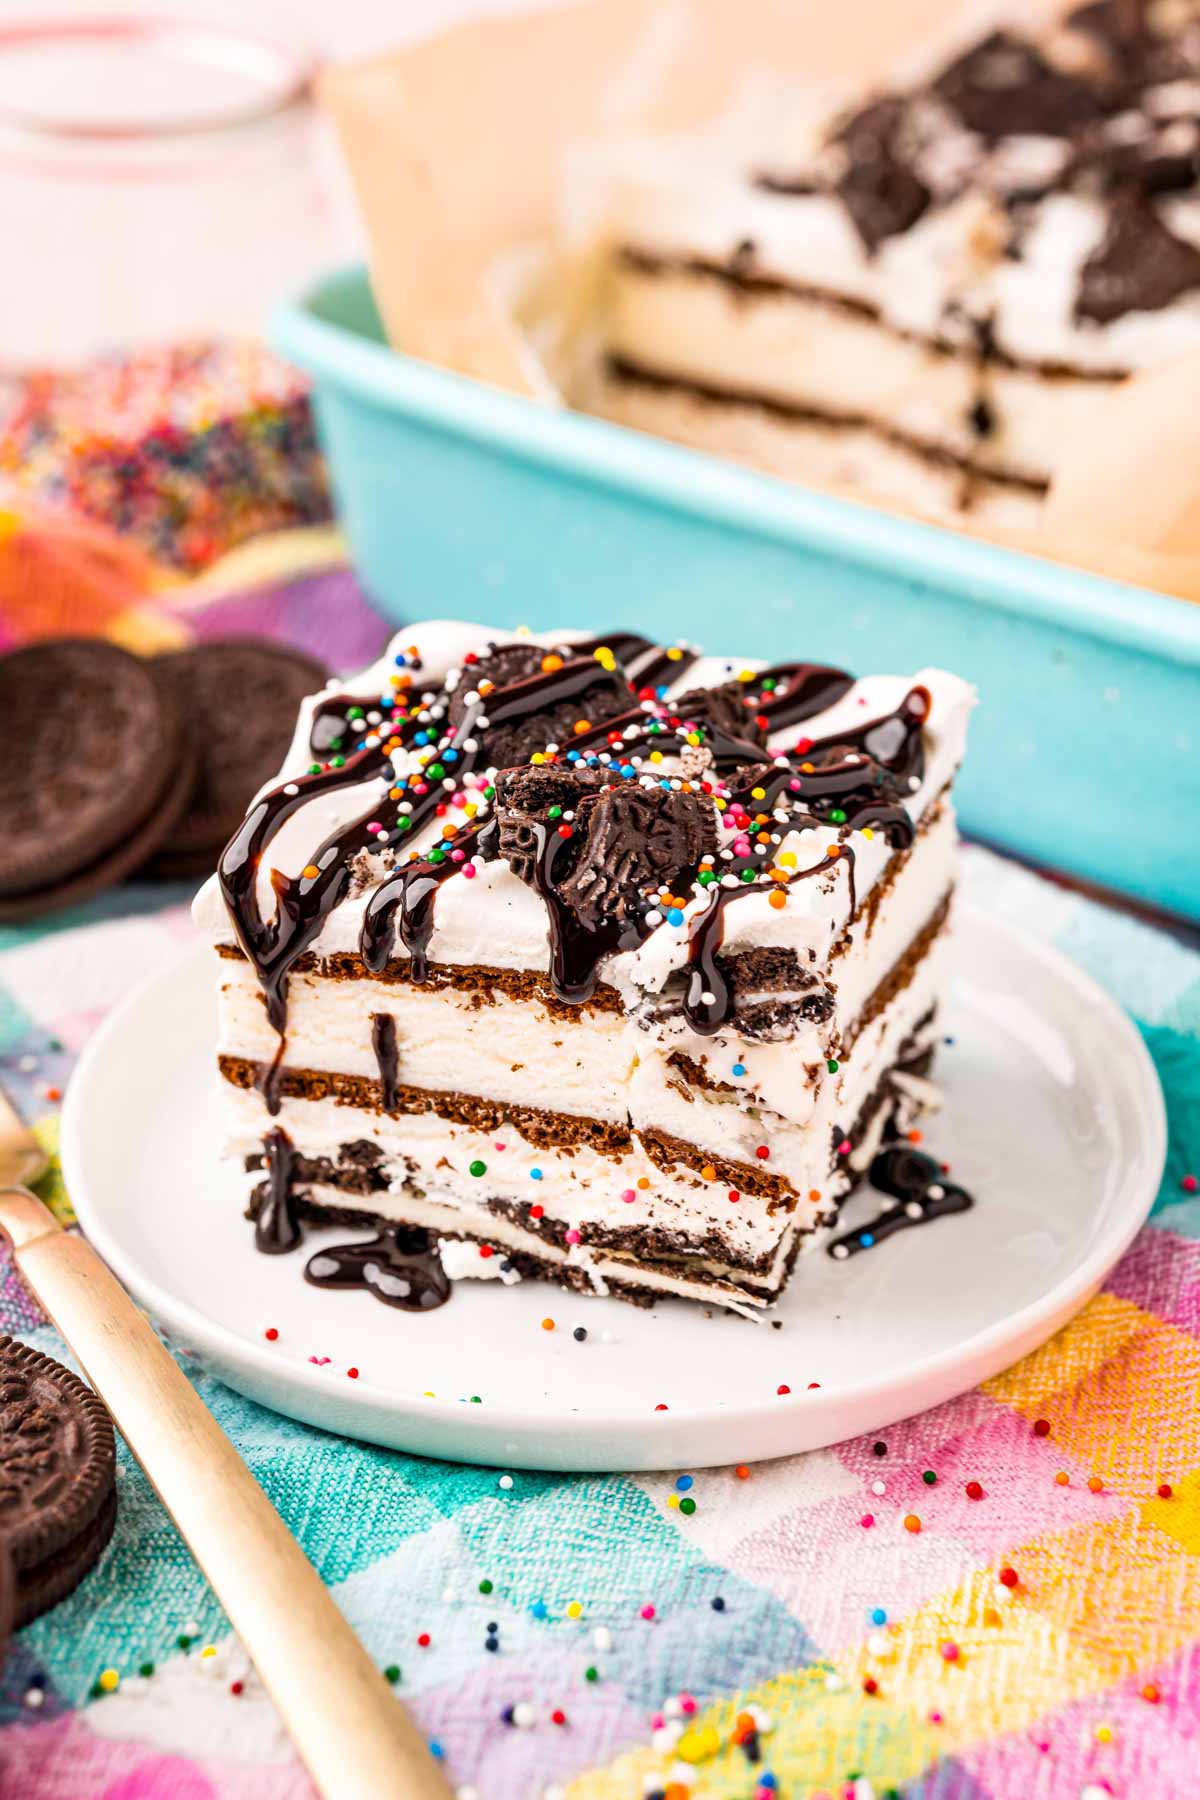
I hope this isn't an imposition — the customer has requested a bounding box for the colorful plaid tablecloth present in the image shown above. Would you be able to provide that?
[2,547,1200,1800]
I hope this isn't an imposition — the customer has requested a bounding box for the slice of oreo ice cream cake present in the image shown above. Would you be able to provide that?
[194,621,972,1315]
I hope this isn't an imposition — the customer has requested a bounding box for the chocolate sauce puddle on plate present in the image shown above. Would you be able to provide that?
[304,1226,451,1312]
[828,1143,974,1259]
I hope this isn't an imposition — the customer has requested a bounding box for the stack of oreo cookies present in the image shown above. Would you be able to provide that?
[0,1336,118,1660]
[0,637,327,922]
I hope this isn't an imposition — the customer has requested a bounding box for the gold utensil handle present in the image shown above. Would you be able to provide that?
[0,1189,450,1800]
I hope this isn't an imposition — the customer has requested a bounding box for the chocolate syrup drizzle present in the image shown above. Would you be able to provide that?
[568,659,857,776]
[752,663,857,731]
[567,632,702,695]
[629,643,702,691]
[827,1143,974,1258]
[372,1013,400,1111]
[218,676,428,1110]
[255,1127,301,1254]
[221,640,642,1071]
[304,1225,451,1311]
[219,750,374,1031]
[683,847,855,1035]
[803,684,931,780]
[681,684,930,1034]
[521,818,649,1003]
[570,631,656,668]
[223,630,933,1114]
[308,694,368,758]
[725,756,916,832]
[252,1087,451,1308]
[220,780,378,1113]
[361,824,484,982]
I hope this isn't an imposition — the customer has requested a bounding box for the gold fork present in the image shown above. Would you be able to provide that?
[0,1085,448,1800]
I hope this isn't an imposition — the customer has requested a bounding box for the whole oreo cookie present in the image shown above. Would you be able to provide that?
[148,639,329,875]
[0,638,190,919]
[0,1336,117,1629]
[0,769,197,922]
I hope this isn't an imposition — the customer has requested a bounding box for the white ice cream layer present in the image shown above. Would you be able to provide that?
[223,931,948,1277]
[578,141,1200,378]
[593,377,1041,531]
[598,259,1118,486]
[214,801,956,1150]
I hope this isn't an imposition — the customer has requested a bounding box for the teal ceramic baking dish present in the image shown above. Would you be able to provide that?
[274,266,1200,922]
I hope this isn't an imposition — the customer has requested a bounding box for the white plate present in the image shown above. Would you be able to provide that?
[61,905,1165,1472]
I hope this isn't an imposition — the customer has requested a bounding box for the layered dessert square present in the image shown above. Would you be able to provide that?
[194,622,972,1315]
[579,3,1200,525]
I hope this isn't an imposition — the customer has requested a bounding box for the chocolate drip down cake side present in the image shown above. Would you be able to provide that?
[194,623,973,1316]
[583,2,1200,525]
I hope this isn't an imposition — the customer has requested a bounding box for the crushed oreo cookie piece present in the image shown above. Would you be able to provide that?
[1076,189,1200,322]
[493,763,599,816]
[729,237,759,275]
[1064,0,1154,59]
[672,680,768,748]
[968,394,997,437]
[934,30,1108,139]
[639,946,835,1041]
[831,97,931,251]
[718,946,837,1042]
[347,845,396,896]
[1068,113,1200,199]
[453,646,634,769]
[727,759,785,800]
[491,765,602,884]
[559,784,717,928]
[447,642,546,729]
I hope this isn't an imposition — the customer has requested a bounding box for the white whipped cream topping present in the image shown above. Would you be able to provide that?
[561,73,1200,379]
[221,938,945,1280]
[194,619,973,1004]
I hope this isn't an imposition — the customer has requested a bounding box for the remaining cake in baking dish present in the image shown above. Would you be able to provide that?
[582,3,1200,525]
[194,620,972,1315]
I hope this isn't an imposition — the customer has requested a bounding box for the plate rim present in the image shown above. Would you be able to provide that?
[60,902,1167,1454]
